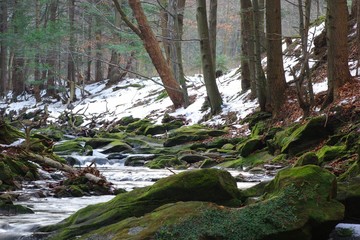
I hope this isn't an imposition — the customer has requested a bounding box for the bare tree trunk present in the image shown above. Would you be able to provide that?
[323,0,351,107]
[258,0,266,52]
[11,0,25,99]
[266,0,286,116]
[87,14,92,83]
[107,1,122,80]
[33,0,41,102]
[168,0,189,107]
[68,0,76,103]
[240,0,255,94]
[46,0,58,98]
[125,0,184,108]
[0,0,8,97]
[209,0,217,68]
[196,0,222,114]
[95,21,103,82]
[252,0,267,111]
[160,0,171,65]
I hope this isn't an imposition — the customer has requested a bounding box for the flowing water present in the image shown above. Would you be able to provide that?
[0,151,268,240]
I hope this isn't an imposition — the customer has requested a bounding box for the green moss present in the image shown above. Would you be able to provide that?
[41,169,241,239]
[338,160,360,182]
[100,140,133,154]
[271,154,288,163]
[145,155,183,169]
[126,119,152,134]
[271,117,333,156]
[236,136,264,157]
[0,121,24,144]
[294,152,319,167]
[53,141,85,155]
[316,145,346,162]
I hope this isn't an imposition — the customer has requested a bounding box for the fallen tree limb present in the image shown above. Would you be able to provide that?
[84,173,105,185]
[25,152,77,174]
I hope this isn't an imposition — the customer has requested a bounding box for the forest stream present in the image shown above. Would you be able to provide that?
[0,150,262,240]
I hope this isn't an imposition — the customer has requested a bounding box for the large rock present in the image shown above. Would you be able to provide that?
[78,167,345,240]
[40,169,241,239]
[270,116,333,156]
[0,121,24,144]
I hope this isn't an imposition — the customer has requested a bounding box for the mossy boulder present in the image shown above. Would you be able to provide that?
[85,138,114,149]
[262,165,344,239]
[117,116,140,126]
[316,145,347,162]
[164,125,227,147]
[53,140,86,155]
[270,116,333,156]
[145,155,183,169]
[144,120,183,136]
[100,140,133,154]
[217,151,274,169]
[126,119,152,134]
[0,199,34,215]
[0,121,24,144]
[40,169,242,239]
[337,175,360,220]
[104,165,343,240]
[236,136,264,157]
[294,152,319,167]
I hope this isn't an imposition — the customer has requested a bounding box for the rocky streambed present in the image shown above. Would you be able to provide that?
[1,110,360,239]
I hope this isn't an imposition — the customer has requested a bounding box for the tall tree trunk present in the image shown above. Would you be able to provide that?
[0,0,8,97]
[266,0,286,116]
[252,0,267,111]
[160,0,171,65]
[108,1,122,80]
[258,0,266,52]
[11,0,25,99]
[208,0,217,68]
[33,0,41,102]
[168,0,189,107]
[196,0,222,114]
[46,0,58,98]
[125,0,184,108]
[324,0,351,106]
[95,20,103,82]
[68,0,76,103]
[87,14,92,82]
[240,0,255,94]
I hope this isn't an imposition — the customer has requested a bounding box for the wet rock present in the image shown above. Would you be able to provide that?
[294,152,319,167]
[178,154,208,164]
[236,136,264,157]
[270,116,335,156]
[40,169,241,239]
[100,140,133,154]
[107,153,127,160]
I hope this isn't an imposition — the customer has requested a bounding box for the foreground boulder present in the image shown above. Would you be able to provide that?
[49,165,344,240]
[39,169,241,239]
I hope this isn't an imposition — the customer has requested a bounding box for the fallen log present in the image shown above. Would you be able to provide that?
[84,173,105,185]
[25,152,77,174]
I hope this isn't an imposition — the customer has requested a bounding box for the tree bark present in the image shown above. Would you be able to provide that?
[252,0,267,111]
[127,0,184,108]
[265,0,286,116]
[196,0,222,114]
[209,0,217,68]
[0,0,8,97]
[168,0,189,107]
[324,0,351,105]
[46,0,58,98]
[11,0,25,99]
[67,0,76,104]
[33,0,41,102]
[240,0,255,94]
